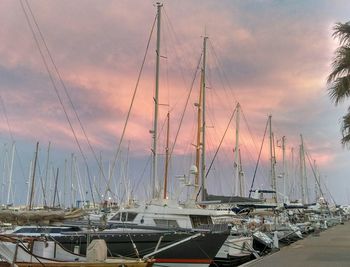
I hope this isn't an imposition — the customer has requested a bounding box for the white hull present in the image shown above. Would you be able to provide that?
[216,235,253,258]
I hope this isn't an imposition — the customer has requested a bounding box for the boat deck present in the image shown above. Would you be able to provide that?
[243,220,350,267]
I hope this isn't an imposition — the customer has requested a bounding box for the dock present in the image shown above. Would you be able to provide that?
[243,221,350,266]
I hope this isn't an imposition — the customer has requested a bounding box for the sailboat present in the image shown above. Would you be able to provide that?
[100,14,257,266]
[0,235,153,267]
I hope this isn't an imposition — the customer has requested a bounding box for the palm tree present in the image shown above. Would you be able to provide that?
[328,22,350,145]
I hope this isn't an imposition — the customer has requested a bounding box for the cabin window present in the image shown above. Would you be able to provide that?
[110,212,137,222]
[189,215,213,228]
[110,213,121,221]
[126,212,137,222]
[154,219,179,228]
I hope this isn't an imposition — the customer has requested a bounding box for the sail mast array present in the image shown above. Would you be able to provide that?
[0,2,337,211]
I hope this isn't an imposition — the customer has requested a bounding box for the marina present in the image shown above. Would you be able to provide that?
[0,1,349,267]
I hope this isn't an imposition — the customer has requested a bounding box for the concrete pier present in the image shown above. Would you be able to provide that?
[243,221,350,267]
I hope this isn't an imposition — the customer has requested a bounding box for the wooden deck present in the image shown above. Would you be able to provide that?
[243,221,350,267]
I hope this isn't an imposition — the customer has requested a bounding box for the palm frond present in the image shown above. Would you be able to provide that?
[341,111,350,146]
[327,46,350,82]
[333,22,350,45]
[328,75,350,105]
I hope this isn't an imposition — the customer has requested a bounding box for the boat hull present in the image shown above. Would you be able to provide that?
[52,231,228,267]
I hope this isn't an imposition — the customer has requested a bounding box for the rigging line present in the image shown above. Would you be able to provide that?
[163,8,195,108]
[305,150,336,206]
[19,0,96,206]
[304,151,326,200]
[0,95,14,142]
[23,0,108,195]
[208,39,238,103]
[0,95,26,182]
[205,105,237,178]
[205,48,232,117]
[36,154,48,207]
[248,116,269,198]
[241,108,262,158]
[168,53,202,159]
[105,15,157,198]
[131,156,151,199]
[24,0,104,202]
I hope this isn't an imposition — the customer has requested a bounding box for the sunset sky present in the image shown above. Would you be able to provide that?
[0,0,350,206]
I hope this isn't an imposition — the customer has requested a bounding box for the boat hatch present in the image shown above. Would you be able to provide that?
[189,215,213,228]
[110,212,138,222]
[154,219,179,228]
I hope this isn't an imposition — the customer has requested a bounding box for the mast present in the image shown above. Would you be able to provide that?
[238,148,245,197]
[314,159,319,202]
[163,112,170,200]
[70,153,74,208]
[234,103,240,196]
[300,134,309,203]
[43,141,51,207]
[201,36,208,201]
[26,160,33,207]
[151,2,162,199]
[1,144,7,204]
[52,168,59,207]
[7,142,15,205]
[269,115,277,202]
[194,72,203,193]
[281,136,286,203]
[291,147,295,199]
[64,159,67,208]
[126,142,130,204]
[299,134,306,203]
[29,141,39,210]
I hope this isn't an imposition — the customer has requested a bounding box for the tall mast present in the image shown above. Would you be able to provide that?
[64,159,67,208]
[234,103,240,196]
[314,159,319,202]
[194,74,203,192]
[163,112,170,200]
[238,148,245,197]
[269,115,277,202]
[281,136,286,203]
[26,160,33,207]
[201,36,208,201]
[7,142,15,205]
[44,141,51,207]
[291,147,294,199]
[52,168,59,207]
[151,2,162,199]
[29,142,39,210]
[300,134,309,203]
[299,134,305,203]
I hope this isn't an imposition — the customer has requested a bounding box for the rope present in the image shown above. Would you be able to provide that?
[168,54,202,159]
[248,117,269,197]
[24,0,109,201]
[105,14,157,198]
[205,105,237,178]
[305,150,336,207]
[19,0,96,206]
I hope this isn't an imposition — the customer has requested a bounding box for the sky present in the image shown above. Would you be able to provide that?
[0,0,349,206]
